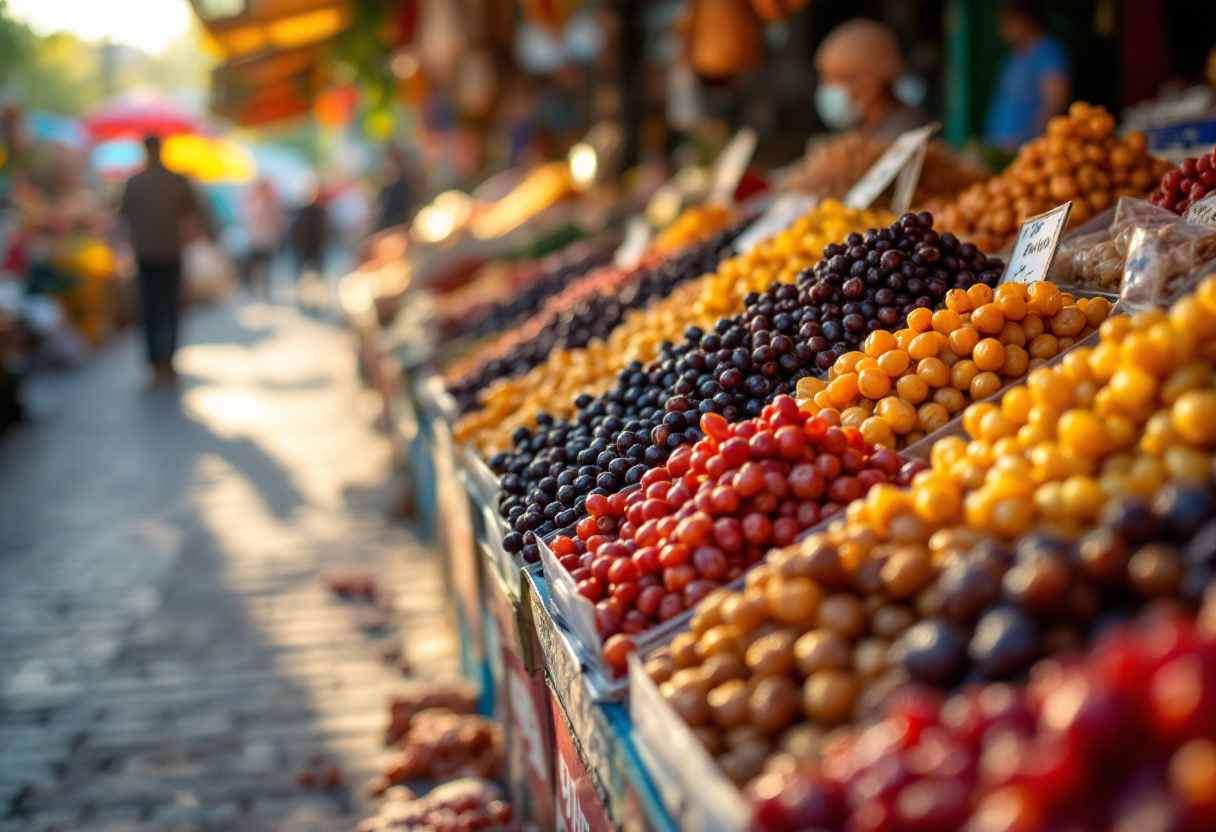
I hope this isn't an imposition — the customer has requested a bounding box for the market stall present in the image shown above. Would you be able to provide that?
[369,90,1216,832]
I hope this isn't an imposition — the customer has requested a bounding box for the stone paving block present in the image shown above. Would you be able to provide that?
[0,300,458,829]
[90,803,146,823]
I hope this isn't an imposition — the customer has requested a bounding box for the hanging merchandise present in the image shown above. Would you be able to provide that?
[418,0,467,86]
[519,0,585,30]
[314,83,358,128]
[562,11,604,64]
[747,0,806,22]
[685,0,764,80]
[386,0,420,47]
[456,50,497,120]
[514,18,567,73]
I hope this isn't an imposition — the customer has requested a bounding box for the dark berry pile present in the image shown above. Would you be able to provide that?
[491,213,1003,560]
[492,343,695,561]
[800,211,1002,369]
[461,241,617,342]
[449,226,744,413]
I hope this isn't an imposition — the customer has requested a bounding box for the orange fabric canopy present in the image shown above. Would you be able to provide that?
[188,0,352,59]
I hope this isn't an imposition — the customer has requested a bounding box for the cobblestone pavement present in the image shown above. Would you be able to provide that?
[0,299,459,832]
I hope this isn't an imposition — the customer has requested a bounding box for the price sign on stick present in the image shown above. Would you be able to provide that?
[735,193,819,254]
[1000,202,1074,285]
[707,127,758,206]
[613,215,651,270]
[1185,192,1216,230]
[890,140,930,215]
[844,122,939,211]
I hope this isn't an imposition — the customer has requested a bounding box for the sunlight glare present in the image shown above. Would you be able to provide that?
[8,0,193,55]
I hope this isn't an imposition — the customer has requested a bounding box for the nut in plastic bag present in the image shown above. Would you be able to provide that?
[1184,190,1216,230]
[1121,215,1216,313]
[1052,196,1216,303]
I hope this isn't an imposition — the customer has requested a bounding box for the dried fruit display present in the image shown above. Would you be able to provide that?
[746,607,1216,832]
[383,710,504,785]
[385,681,480,745]
[543,398,902,667]
[1150,144,1216,214]
[454,201,890,455]
[445,226,743,413]
[797,281,1111,449]
[1054,197,1216,295]
[645,272,1216,794]
[491,213,1002,560]
[456,242,616,343]
[780,134,988,210]
[356,779,521,832]
[650,204,736,254]
[934,102,1171,253]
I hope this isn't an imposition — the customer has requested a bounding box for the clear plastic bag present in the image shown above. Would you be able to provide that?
[1051,225,1124,292]
[1052,197,1216,307]
[1120,217,1216,313]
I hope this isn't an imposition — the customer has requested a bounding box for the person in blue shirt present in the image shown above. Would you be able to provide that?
[984,0,1073,151]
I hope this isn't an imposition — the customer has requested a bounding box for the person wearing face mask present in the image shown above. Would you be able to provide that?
[813,18,930,142]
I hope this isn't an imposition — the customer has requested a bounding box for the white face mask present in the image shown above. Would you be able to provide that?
[815,83,861,130]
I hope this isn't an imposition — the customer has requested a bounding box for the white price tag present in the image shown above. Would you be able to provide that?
[1000,202,1074,285]
[844,122,940,211]
[734,193,819,254]
[613,215,652,270]
[707,127,758,207]
[1184,191,1216,230]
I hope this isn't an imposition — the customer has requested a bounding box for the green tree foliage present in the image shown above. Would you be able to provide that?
[0,0,209,116]
[0,0,35,87]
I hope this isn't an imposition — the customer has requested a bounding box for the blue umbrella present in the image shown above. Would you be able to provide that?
[90,139,146,179]
[27,111,89,149]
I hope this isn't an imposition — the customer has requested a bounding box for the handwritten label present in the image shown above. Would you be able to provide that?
[613,215,651,270]
[707,127,758,206]
[1185,191,1216,230]
[735,193,819,253]
[844,122,940,211]
[1000,202,1074,285]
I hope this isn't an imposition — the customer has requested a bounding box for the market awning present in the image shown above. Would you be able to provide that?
[187,1,349,125]
[187,0,353,59]
[209,45,330,125]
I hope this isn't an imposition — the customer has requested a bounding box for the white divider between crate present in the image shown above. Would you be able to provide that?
[627,654,749,832]
[421,371,461,426]
[461,445,502,514]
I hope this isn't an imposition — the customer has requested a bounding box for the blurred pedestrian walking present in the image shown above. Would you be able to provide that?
[291,186,329,311]
[120,135,208,385]
[374,146,415,232]
[243,179,283,298]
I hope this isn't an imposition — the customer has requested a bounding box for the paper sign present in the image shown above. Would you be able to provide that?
[707,127,758,206]
[1000,202,1074,285]
[735,193,819,253]
[613,215,651,270]
[844,122,940,211]
[1184,192,1216,230]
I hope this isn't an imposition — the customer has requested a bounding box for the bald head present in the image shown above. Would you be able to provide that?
[815,19,905,86]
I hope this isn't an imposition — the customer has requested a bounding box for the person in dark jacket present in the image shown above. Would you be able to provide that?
[120,134,208,384]
[374,147,415,231]
[291,187,328,277]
